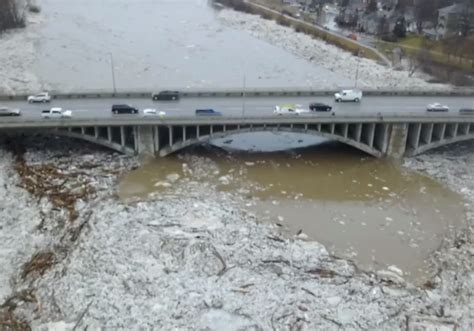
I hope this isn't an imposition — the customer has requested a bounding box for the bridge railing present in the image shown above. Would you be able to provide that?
[1,113,474,128]
[1,88,474,101]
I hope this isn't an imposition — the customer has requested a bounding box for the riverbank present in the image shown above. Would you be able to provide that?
[0,136,473,330]
[0,10,45,95]
[217,8,452,91]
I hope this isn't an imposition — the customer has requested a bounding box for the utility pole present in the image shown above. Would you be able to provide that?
[242,73,246,117]
[109,52,117,94]
[355,50,362,88]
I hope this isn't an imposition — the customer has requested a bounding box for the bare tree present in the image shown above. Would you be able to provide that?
[408,40,433,77]
[0,0,25,33]
[414,0,438,34]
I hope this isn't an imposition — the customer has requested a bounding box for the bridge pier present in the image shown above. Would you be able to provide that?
[135,126,155,157]
[386,123,408,158]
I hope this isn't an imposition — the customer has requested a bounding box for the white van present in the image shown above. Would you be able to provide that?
[334,89,363,102]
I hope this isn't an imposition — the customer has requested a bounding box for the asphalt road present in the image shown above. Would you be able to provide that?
[1,96,473,120]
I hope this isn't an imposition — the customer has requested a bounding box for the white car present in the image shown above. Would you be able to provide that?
[426,103,449,112]
[143,108,166,117]
[41,107,73,119]
[28,92,51,103]
[334,89,362,102]
[274,104,308,115]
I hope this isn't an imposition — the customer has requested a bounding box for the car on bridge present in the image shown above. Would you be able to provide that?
[309,102,332,112]
[274,104,308,115]
[27,92,51,103]
[143,108,166,117]
[459,108,474,114]
[0,107,21,117]
[426,103,449,112]
[334,89,362,102]
[195,109,222,116]
[41,108,73,119]
[112,104,139,114]
[152,91,180,101]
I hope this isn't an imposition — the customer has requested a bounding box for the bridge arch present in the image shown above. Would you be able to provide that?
[405,122,474,156]
[157,125,387,158]
[51,127,136,155]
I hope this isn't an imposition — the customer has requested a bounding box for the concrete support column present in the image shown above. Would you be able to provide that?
[374,124,389,153]
[317,124,322,132]
[386,123,408,158]
[120,126,125,146]
[81,127,86,135]
[107,127,112,142]
[407,123,421,149]
[197,125,200,138]
[362,123,376,147]
[136,126,155,157]
[433,123,446,142]
[459,123,469,135]
[94,127,99,138]
[183,126,186,141]
[223,125,226,132]
[304,124,308,132]
[420,123,434,145]
[210,125,213,136]
[355,123,362,142]
[154,126,159,151]
[169,126,173,146]
[342,124,349,138]
[445,123,458,138]
[330,123,335,134]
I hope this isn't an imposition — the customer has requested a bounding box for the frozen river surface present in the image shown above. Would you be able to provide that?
[35,0,353,91]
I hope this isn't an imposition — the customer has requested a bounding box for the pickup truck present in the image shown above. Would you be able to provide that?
[41,108,73,119]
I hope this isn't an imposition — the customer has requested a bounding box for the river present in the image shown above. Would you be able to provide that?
[119,132,466,282]
[34,0,352,91]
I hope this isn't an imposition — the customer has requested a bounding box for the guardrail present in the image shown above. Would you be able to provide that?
[1,113,473,128]
[1,88,474,101]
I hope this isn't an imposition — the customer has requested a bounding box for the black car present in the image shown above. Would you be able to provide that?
[309,102,332,112]
[112,104,139,114]
[152,90,180,101]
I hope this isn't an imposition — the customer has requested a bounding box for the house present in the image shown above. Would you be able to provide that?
[436,4,466,38]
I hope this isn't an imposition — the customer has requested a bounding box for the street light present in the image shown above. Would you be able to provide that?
[355,50,363,88]
[108,52,117,94]
[242,73,246,117]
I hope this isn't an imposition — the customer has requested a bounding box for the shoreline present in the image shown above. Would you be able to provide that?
[0,136,472,329]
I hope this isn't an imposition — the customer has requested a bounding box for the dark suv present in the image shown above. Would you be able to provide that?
[195,109,222,116]
[152,91,180,101]
[112,104,139,114]
[309,102,332,112]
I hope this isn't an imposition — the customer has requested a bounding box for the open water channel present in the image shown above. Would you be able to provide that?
[119,132,466,282]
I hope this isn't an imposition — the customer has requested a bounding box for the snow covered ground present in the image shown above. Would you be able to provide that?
[217,9,451,91]
[0,137,473,330]
[0,13,45,95]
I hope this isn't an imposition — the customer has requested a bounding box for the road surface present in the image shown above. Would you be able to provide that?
[0,96,473,120]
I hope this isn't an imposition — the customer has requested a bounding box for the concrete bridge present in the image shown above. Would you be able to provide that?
[1,114,474,158]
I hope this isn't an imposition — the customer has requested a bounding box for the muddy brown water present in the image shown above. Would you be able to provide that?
[119,133,465,282]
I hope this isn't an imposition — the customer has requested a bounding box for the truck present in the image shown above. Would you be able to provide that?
[41,108,73,119]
